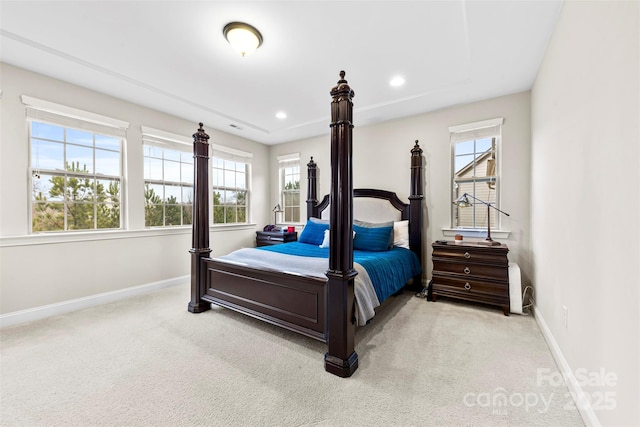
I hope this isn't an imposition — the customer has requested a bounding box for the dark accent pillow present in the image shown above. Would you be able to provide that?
[298,220,330,245]
[353,224,393,252]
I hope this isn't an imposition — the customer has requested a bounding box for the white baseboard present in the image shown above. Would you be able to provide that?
[0,276,188,329]
[533,305,600,427]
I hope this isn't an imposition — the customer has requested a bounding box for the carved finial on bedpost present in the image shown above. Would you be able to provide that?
[193,122,210,144]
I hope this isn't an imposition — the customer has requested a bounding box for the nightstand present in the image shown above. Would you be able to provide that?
[431,241,510,315]
[256,230,298,247]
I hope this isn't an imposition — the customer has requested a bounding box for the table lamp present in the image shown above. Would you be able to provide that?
[452,193,509,245]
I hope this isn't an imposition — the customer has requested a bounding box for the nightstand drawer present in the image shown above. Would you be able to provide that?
[432,273,508,296]
[432,247,508,264]
[432,259,509,281]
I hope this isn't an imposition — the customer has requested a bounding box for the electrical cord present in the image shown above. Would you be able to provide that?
[521,285,535,315]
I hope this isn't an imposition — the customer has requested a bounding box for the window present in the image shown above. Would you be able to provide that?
[450,118,503,229]
[142,127,193,227]
[278,153,300,223]
[25,96,128,233]
[212,145,252,224]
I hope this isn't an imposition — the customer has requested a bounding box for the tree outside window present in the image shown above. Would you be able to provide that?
[212,157,248,224]
[30,121,122,232]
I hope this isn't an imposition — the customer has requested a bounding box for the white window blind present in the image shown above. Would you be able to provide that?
[449,117,503,144]
[22,95,129,137]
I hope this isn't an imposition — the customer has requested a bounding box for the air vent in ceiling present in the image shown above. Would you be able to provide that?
[229,124,243,130]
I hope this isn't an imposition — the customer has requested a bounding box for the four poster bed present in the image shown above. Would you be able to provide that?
[188,71,425,377]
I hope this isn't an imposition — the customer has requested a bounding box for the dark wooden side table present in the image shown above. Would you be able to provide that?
[256,230,298,247]
[431,241,510,315]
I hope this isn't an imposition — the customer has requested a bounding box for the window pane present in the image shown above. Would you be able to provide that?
[66,129,93,147]
[97,179,120,203]
[476,137,492,153]
[224,170,236,188]
[213,169,223,187]
[182,186,193,204]
[96,203,120,229]
[237,207,246,223]
[147,183,163,202]
[182,205,193,225]
[145,145,163,159]
[145,157,163,180]
[212,157,224,168]
[95,148,120,176]
[213,205,224,223]
[165,184,181,203]
[455,140,475,156]
[181,151,193,164]
[181,162,193,183]
[67,145,94,173]
[33,173,63,202]
[32,139,64,171]
[454,154,475,175]
[32,122,64,141]
[164,160,180,183]
[32,202,64,232]
[95,135,120,151]
[224,160,235,171]
[164,148,180,162]
[165,203,181,226]
[236,172,246,189]
[67,202,94,230]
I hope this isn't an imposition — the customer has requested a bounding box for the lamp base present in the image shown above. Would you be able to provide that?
[480,239,502,246]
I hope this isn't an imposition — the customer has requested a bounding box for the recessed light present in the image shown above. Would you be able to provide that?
[390,76,405,87]
[276,111,287,119]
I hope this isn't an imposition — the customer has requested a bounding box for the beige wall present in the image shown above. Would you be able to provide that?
[531,1,639,425]
[0,63,270,314]
[270,91,532,283]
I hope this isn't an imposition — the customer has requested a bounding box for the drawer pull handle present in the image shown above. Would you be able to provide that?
[464,252,471,259]
[464,267,471,275]
[464,283,471,290]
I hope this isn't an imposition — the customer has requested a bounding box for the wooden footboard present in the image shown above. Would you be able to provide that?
[202,259,327,342]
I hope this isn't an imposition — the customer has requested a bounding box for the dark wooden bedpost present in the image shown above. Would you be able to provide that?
[188,123,212,313]
[325,71,358,377]
[409,140,425,289]
[306,157,319,219]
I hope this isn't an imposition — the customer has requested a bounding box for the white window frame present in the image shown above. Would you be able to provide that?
[278,153,301,224]
[141,126,193,228]
[449,117,504,232]
[211,144,252,225]
[23,96,128,233]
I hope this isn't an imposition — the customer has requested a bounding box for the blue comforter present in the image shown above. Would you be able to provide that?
[257,242,422,302]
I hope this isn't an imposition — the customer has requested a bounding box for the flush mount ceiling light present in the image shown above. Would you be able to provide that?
[275,111,287,119]
[390,76,405,87]
[223,22,263,57]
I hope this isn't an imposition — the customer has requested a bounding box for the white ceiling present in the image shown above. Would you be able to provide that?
[0,1,563,145]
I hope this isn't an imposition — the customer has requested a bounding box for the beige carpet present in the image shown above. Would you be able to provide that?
[0,283,584,426]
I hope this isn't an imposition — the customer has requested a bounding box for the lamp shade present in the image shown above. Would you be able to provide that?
[223,22,263,57]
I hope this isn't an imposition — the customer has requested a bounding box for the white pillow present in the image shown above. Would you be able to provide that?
[393,220,410,249]
[319,229,330,248]
[319,229,356,248]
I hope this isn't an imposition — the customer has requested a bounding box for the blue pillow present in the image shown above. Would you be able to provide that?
[353,224,393,252]
[298,220,330,245]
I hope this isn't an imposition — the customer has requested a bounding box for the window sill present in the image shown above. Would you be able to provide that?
[442,228,510,240]
[0,223,257,247]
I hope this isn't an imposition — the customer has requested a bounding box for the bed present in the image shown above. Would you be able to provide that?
[188,71,425,377]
